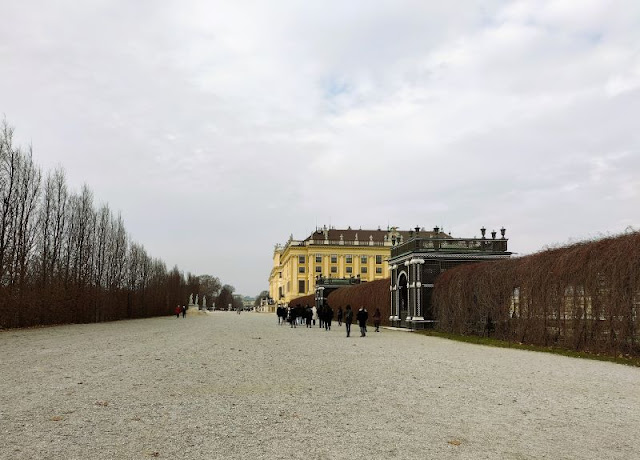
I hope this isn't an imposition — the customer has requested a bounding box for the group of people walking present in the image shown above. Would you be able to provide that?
[276,304,382,337]
[174,305,187,318]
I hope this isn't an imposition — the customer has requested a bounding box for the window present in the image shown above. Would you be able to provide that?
[298,255,305,264]
[346,267,353,274]
[315,266,322,273]
[361,266,368,274]
[298,280,305,294]
[346,255,352,264]
[361,255,368,264]
[315,254,322,263]
[331,254,337,263]
[376,255,383,264]
[376,267,383,274]
[279,272,282,278]
[299,266,305,273]
[331,266,337,274]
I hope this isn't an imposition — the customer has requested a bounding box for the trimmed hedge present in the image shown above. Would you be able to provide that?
[433,231,640,357]
[327,278,390,326]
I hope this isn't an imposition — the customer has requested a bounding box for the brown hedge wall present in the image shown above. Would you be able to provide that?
[327,278,390,326]
[432,231,640,357]
[287,294,315,307]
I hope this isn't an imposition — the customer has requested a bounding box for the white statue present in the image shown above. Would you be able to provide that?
[195,294,199,306]
[202,295,207,307]
[188,294,193,305]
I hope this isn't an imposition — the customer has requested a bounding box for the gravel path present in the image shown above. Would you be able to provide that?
[1,311,639,460]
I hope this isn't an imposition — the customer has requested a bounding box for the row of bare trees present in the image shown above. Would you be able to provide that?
[0,120,220,328]
[433,231,640,357]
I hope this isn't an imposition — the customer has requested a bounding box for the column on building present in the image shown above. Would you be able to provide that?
[307,252,313,294]
[389,264,397,321]
[404,260,412,321]
[414,258,425,320]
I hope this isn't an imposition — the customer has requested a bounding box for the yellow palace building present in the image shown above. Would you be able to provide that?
[269,226,433,305]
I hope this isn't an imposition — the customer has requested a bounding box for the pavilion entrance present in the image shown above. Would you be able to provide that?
[398,272,408,327]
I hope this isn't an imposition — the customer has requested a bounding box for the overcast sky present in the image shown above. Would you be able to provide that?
[1,0,639,296]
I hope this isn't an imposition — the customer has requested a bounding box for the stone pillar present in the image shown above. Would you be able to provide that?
[404,260,412,321]
[414,259,425,320]
[389,265,397,321]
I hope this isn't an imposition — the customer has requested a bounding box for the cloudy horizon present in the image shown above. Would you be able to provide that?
[1,0,639,296]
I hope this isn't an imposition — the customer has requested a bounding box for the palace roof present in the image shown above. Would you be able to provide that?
[304,227,449,243]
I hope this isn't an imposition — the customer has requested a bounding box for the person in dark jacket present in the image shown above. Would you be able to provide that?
[337,307,343,326]
[373,308,381,332]
[181,305,187,318]
[295,304,305,326]
[356,306,368,337]
[344,305,353,337]
[288,306,296,328]
[324,304,333,331]
[305,305,312,328]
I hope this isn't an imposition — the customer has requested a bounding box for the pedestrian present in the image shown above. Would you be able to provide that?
[344,304,353,337]
[296,304,305,326]
[288,306,296,328]
[325,303,333,331]
[305,305,312,328]
[337,307,343,326]
[181,305,187,318]
[373,308,381,332]
[311,305,318,326]
[356,306,368,337]
[175,305,181,319]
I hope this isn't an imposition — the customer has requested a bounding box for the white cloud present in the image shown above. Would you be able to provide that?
[1,0,639,293]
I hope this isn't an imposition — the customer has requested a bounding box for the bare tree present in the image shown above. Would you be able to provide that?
[0,120,222,328]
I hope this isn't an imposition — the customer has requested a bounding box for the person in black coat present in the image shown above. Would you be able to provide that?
[288,306,296,328]
[324,304,333,331]
[337,307,343,326]
[356,306,368,337]
[305,305,312,328]
[344,305,353,337]
[373,308,382,332]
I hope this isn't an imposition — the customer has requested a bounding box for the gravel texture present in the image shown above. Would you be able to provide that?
[1,311,639,460]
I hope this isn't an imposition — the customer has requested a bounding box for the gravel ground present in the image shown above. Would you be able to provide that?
[1,311,639,460]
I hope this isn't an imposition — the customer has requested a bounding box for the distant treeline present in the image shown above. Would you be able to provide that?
[289,231,640,358]
[0,120,222,329]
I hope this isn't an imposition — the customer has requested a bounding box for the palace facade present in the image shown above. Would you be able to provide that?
[269,226,444,305]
